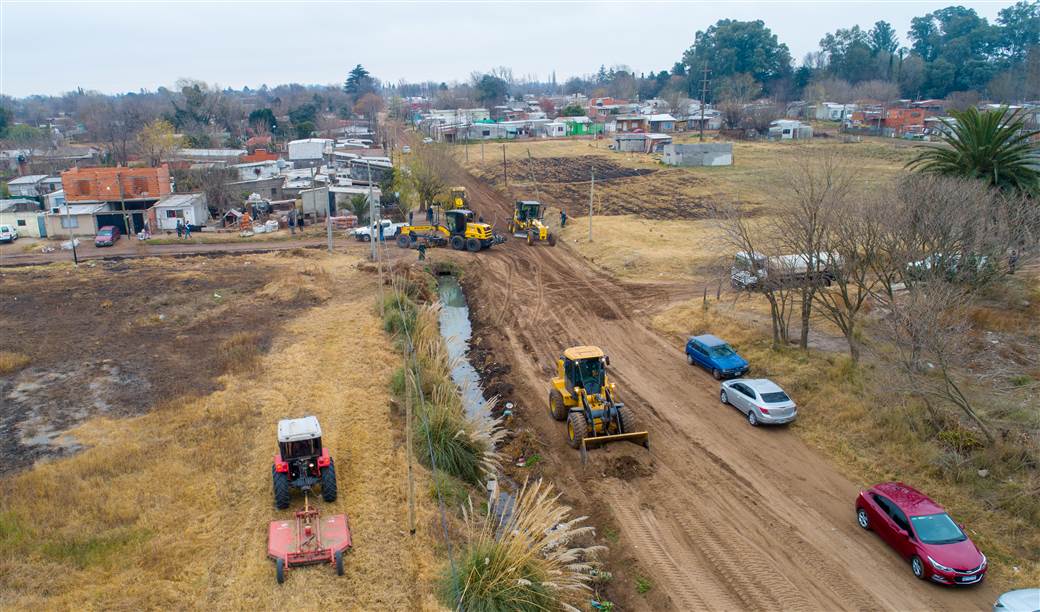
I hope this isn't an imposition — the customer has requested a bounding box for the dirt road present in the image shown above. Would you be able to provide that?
[447,164,997,610]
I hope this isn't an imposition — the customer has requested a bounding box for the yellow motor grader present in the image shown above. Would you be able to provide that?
[449,186,468,209]
[397,207,505,252]
[548,346,649,462]
[508,200,556,246]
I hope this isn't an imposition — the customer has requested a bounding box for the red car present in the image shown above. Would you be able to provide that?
[856,482,986,585]
[94,225,120,247]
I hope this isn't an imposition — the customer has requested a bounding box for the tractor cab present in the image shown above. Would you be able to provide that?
[445,209,473,235]
[563,346,608,396]
[273,416,336,509]
[449,186,468,209]
[515,200,544,223]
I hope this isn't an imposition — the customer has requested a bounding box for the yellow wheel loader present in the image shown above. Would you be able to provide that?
[508,200,556,246]
[397,207,505,252]
[548,346,649,462]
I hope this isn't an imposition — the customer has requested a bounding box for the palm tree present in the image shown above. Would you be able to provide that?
[907,106,1040,195]
[347,194,369,224]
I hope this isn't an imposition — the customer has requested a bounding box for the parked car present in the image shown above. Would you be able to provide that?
[719,378,797,426]
[856,482,987,585]
[422,137,433,144]
[685,334,749,379]
[401,145,412,154]
[0,224,18,243]
[730,250,840,290]
[94,225,120,247]
[994,589,1040,611]
[352,219,406,242]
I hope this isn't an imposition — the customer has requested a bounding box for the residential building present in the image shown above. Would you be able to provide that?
[614,115,649,132]
[544,122,566,138]
[647,114,677,133]
[288,139,333,167]
[232,160,281,182]
[814,102,856,121]
[43,203,108,238]
[684,110,723,131]
[6,174,50,198]
[149,193,209,231]
[172,148,246,164]
[768,120,813,140]
[612,133,672,153]
[0,199,46,237]
[61,166,171,202]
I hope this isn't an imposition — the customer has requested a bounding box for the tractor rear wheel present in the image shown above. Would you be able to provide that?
[450,236,464,250]
[526,230,535,246]
[549,389,567,421]
[335,551,344,576]
[275,558,285,584]
[466,238,481,252]
[566,412,587,449]
[397,234,411,249]
[618,405,641,434]
[273,466,291,509]
[321,461,338,502]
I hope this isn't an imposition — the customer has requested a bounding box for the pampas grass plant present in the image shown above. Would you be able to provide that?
[440,479,605,611]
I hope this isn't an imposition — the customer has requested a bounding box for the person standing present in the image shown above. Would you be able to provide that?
[417,241,427,261]
[288,209,296,235]
[408,210,414,226]
[176,219,183,238]
[184,222,192,239]
[560,209,568,228]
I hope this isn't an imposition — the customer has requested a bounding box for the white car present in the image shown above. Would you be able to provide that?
[719,378,797,426]
[994,589,1040,612]
[0,224,18,243]
[402,145,411,154]
[422,137,433,144]
[353,219,407,242]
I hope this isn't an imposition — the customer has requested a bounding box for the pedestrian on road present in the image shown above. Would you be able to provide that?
[1009,249,1019,274]
[408,210,414,226]
[176,220,183,238]
[417,241,427,261]
[184,222,192,239]
[560,209,568,228]
[289,210,296,235]
[425,206,433,222]
[378,222,385,242]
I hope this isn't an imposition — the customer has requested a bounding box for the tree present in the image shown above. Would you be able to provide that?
[344,64,376,97]
[996,0,1040,62]
[137,118,178,167]
[682,20,792,91]
[474,74,508,107]
[353,93,384,121]
[715,73,762,103]
[0,105,10,137]
[410,145,453,210]
[558,103,585,117]
[907,107,1040,195]
[867,20,899,55]
[347,193,370,224]
[248,108,279,136]
[538,97,555,116]
[294,121,315,139]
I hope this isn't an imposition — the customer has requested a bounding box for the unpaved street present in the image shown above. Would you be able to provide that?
[448,165,998,611]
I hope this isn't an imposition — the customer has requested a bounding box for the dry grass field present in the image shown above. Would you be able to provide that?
[0,252,443,609]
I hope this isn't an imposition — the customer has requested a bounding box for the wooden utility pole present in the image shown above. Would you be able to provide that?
[699,64,710,142]
[588,167,594,242]
[405,365,416,534]
[116,172,132,239]
[502,143,507,187]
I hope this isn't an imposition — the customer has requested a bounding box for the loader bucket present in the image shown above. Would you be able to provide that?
[579,430,650,464]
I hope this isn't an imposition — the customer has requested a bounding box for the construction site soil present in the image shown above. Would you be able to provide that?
[0,256,320,472]
[425,148,999,611]
[474,155,748,221]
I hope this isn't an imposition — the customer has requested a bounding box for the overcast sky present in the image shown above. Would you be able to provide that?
[0,1,1015,97]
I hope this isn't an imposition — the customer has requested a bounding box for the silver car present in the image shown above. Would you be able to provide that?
[719,378,797,426]
[994,589,1040,612]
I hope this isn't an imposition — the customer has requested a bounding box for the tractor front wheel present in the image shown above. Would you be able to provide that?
[273,467,291,509]
[618,405,641,435]
[450,236,465,250]
[566,412,587,449]
[397,234,411,249]
[547,233,557,246]
[466,238,482,252]
[527,231,535,246]
[321,461,338,502]
[549,389,567,421]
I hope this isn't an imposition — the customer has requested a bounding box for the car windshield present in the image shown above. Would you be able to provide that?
[910,512,966,544]
[710,345,736,358]
[760,391,790,403]
[99,229,112,236]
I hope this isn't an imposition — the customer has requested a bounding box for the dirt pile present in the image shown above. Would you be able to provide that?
[509,156,657,184]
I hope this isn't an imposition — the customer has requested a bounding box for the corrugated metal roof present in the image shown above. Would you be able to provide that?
[152,193,205,209]
[7,174,48,185]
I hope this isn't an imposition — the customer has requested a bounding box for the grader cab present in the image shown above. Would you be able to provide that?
[548,346,649,462]
[509,200,556,246]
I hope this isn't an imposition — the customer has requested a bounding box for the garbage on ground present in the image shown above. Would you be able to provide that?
[61,239,80,250]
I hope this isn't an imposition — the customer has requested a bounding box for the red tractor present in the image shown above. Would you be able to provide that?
[272,416,337,509]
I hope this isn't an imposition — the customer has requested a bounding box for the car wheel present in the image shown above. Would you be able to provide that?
[712,368,722,380]
[747,411,759,427]
[362,234,371,242]
[719,389,728,404]
[857,508,870,530]
[686,353,694,365]
[911,556,926,580]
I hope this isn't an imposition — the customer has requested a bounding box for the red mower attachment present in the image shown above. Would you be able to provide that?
[267,495,352,584]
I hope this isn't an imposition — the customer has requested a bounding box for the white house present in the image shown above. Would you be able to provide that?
[0,199,46,237]
[769,120,814,140]
[543,122,566,137]
[150,193,209,230]
[232,160,280,182]
[815,103,856,121]
[44,203,108,238]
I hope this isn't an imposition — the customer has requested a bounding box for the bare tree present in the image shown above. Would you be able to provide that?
[773,152,854,350]
[876,283,994,443]
[410,145,453,210]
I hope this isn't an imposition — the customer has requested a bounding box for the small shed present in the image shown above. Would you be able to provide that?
[663,143,733,167]
[544,122,566,137]
[0,199,46,237]
[613,133,648,152]
[150,193,209,230]
[7,174,49,198]
[769,120,813,140]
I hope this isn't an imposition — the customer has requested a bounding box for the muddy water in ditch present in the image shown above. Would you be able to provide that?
[437,275,488,420]
[437,274,515,520]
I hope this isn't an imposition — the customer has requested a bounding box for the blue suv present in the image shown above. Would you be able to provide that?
[685,334,749,380]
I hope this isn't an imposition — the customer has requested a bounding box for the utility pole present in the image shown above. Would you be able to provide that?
[62,202,78,265]
[405,367,416,535]
[502,143,507,187]
[588,167,594,242]
[116,172,132,239]
[326,188,334,254]
[367,160,377,262]
[481,140,484,162]
[699,64,710,142]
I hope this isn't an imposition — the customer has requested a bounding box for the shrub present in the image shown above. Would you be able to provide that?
[0,351,30,374]
[216,332,263,374]
[439,479,604,611]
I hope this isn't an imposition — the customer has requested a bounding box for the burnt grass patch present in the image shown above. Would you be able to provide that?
[0,255,315,473]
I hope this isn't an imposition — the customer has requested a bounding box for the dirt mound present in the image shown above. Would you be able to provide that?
[511,156,657,184]
[604,454,654,481]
